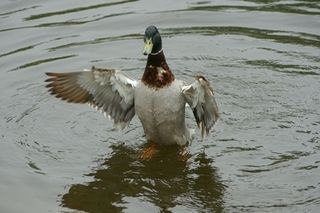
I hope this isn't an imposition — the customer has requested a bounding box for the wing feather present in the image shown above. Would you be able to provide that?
[182,76,219,139]
[45,66,138,130]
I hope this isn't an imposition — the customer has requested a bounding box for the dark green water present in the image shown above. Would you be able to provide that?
[1,0,319,212]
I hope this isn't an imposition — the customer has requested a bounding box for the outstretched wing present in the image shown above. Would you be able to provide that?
[45,66,138,130]
[182,76,219,139]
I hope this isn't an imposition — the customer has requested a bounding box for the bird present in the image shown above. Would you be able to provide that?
[45,25,219,148]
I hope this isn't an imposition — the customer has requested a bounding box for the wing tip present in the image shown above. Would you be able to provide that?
[198,116,220,140]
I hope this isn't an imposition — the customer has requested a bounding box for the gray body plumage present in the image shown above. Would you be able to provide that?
[135,80,192,145]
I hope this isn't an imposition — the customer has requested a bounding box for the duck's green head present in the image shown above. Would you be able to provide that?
[142,26,162,55]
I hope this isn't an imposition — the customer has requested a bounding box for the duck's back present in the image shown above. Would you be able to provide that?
[135,80,191,145]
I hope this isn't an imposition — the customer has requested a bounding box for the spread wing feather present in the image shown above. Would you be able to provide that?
[45,66,138,130]
[182,76,219,139]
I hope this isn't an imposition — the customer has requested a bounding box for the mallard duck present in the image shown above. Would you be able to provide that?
[45,26,219,146]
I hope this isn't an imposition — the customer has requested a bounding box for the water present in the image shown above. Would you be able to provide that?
[1,0,319,212]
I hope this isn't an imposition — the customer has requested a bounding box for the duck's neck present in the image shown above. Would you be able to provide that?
[142,50,175,89]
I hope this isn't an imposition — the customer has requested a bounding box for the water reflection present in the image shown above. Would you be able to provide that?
[61,143,225,212]
[163,26,320,48]
[189,0,320,15]
[24,0,137,21]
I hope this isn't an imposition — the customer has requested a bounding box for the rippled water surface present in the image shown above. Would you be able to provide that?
[1,0,320,212]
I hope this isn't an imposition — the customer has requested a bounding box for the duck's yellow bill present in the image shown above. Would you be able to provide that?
[142,38,153,55]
